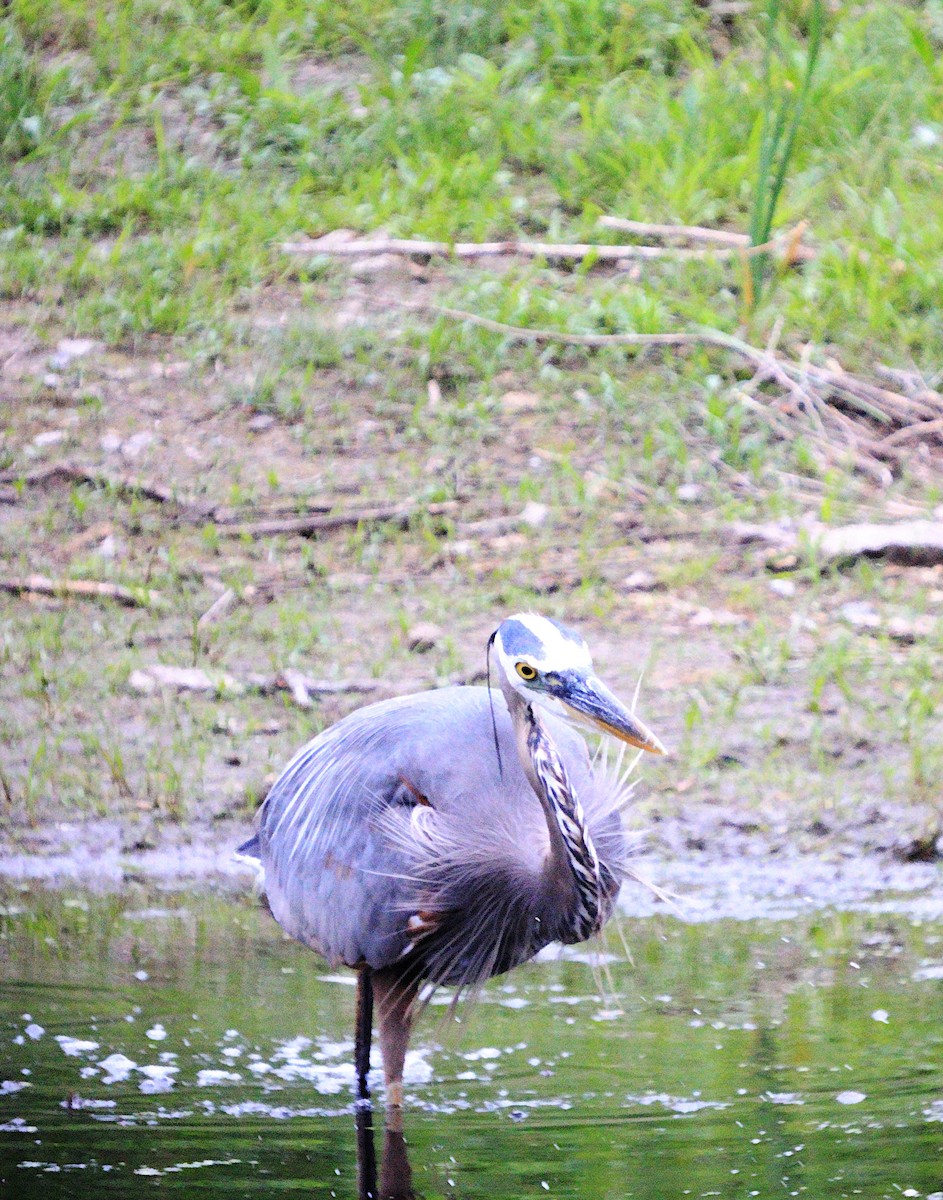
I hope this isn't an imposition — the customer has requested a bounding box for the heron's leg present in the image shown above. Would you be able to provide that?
[355,1102,377,1200]
[355,967,374,1103]
[372,967,418,1129]
[380,1126,415,1200]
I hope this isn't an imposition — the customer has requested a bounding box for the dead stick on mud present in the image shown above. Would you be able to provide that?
[223,500,456,539]
[879,417,943,448]
[0,462,180,506]
[598,216,752,245]
[597,217,814,262]
[281,225,813,264]
[0,574,159,608]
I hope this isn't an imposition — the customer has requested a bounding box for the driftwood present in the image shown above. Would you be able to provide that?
[128,663,379,705]
[0,574,159,608]
[282,223,813,265]
[816,521,943,567]
[727,519,943,569]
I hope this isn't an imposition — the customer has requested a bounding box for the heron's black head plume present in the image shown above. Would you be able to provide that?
[486,629,504,780]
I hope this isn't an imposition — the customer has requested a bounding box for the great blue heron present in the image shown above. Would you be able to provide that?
[238,613,665,1115]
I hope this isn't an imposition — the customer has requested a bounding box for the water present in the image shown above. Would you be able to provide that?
[2,876,943,1199]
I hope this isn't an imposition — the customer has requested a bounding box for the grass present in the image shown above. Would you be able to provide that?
[747,0,823,306]
[1,0,943,845]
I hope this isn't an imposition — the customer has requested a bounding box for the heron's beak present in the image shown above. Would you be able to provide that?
[559,675,667,755]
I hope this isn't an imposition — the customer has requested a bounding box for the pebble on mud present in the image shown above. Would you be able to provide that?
[500,390,540,414]
[621,570,659,593]
[407,622,442,653]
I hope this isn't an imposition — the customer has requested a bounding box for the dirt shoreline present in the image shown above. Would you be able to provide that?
[3,807,940,922]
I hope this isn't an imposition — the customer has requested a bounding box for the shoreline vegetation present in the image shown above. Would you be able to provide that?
[2,1,942,878]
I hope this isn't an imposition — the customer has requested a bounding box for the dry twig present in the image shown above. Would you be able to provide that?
[384,299,941,485]
[197,588,238,630]
[879,418,943,448]
[598,217,814,262]
[223,499,457,539]
[128,663,379,704]
[0,462,179,506]
[598,217,751,245]
[0,574,158,608]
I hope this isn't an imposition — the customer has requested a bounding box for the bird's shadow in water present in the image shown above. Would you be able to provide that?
[356,1106,415,1200]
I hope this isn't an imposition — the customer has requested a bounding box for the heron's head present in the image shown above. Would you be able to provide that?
[490,613,666,755]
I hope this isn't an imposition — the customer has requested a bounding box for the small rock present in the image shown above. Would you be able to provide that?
[33,429,65,447]
[501,390,539,414]
[520,501,549,529]
[149,360,189,378]
[49,338,97,370]
[835,1090,866,1105]
[122,431,154,459]
[676,483,703,502]
[768,578,796,597]
[767,551,799,571]
[407,622,442,653]
[41,373,63,390]
[426,379,442,407]
[95,535,118,560]
[886,614,936,643]
[100,432,122,453]
[689,607,744,627]
[621,570,658,593]
[247,414,276,432]
[839,601,880,630]
[129,664,241,695]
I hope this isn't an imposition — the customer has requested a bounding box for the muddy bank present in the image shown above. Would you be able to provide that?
[2,805,940,921]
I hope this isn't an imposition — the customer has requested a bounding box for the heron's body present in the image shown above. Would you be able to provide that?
[250,686,625,987]
[240,614,664,1115]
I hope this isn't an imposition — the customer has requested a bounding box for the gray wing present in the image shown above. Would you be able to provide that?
[253,686,624,979]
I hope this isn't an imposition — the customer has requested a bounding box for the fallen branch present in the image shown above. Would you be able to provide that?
[816,521,943,567]
[383,299,941,484]
[598,216,751,245]
[3,462,434,534]
[222,499,457,539]
[0,574,159,608]
[0,461,179,506]
[727,519,943,569]
[879,418,943,448]
[128,663,379,705]
[282,228,813,264]
[598,217,815,262]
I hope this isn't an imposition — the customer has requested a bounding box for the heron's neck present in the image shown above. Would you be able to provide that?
[501,684,603,942]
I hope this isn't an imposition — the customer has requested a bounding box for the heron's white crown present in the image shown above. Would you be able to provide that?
[493,612,593,702]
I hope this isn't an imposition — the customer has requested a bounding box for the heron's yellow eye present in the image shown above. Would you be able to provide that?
[516,662,538,681]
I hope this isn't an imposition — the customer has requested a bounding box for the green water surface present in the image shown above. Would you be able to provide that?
[1,884,942,1198]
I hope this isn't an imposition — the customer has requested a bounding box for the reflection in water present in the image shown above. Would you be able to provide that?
[355,1106,414,1200]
